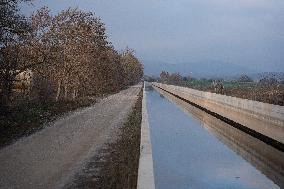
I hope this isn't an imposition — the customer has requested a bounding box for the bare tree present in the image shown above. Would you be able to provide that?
[0,0,32,110]
[1,6,144,107]
[120,48,143,86]
[28,8,141,101]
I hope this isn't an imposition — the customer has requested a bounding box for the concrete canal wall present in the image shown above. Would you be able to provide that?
[153,83,284,145]
[137,83,155,189]
[154,86,284,188]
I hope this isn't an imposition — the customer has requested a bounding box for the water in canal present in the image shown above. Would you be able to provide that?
[146,86,284,189]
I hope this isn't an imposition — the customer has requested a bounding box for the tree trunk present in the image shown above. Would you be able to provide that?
[64,84,68,100]
[72,89,76,100]
[0,83,11,112]
[55,80,61,102]
[0,72,13,113]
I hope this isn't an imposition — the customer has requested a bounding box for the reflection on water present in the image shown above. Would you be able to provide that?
[147,86,284,189]
[145,83,154,91]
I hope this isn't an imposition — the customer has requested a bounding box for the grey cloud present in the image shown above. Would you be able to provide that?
[22,0,284,75]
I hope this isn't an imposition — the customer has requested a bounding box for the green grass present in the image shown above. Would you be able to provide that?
[185,79,212,90]
[185,80,257,90]
[223,81,257,89]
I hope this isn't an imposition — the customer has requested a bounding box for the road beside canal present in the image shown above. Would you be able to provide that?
[0,85,141,189]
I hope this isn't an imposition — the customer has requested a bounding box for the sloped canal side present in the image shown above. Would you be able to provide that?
[146,86,284,189]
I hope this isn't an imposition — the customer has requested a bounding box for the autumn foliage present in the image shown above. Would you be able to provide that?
[0,5,143,108]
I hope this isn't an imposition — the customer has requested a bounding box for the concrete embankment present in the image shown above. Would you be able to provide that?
[137,83,155,189]
[152,83,284,150]
[154,86,284,188]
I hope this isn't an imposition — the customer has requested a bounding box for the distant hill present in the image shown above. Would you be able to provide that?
[143,60,258,78]
[142,60,284,82]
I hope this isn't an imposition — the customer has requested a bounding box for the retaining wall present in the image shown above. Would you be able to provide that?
[153,83,284,145]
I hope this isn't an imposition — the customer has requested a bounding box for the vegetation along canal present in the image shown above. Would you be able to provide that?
[146,86,284,189]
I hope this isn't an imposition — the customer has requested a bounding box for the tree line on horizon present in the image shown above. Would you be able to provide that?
[0,1,143,111]
[143,71,283,105]
[145,71,283,85]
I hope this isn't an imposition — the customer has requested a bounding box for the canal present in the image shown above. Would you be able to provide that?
[146,86,284,189]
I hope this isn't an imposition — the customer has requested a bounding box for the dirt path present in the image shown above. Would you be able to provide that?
[0,84,142,189]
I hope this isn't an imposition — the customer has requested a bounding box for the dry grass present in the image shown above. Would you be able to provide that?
[222,85,284,106]
[0,98,97,148]
[184,81,284,106]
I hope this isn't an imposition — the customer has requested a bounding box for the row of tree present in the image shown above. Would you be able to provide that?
[159,71,183,85]
[0,1,143,109]
[158,72,278,84]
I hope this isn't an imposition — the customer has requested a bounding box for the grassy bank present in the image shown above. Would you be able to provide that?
[0,98,97,148]
[94,91,142,189]
[67,89,142,189]
[182,80,284,106]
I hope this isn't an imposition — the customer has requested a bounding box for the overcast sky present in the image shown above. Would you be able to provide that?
[22,0,284,76]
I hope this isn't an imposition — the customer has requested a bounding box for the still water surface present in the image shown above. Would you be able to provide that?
[146,86,284,189]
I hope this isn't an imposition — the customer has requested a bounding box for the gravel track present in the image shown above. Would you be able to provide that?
[0,84,142,189]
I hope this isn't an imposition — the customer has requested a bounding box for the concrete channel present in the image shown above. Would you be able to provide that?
[153,82,284,150]
[154,86,284,188]
[136,82,284,188]
[146,84,283,189]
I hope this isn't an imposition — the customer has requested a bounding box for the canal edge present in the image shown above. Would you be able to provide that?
[152,83,284,152]
[137,83,155,189]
